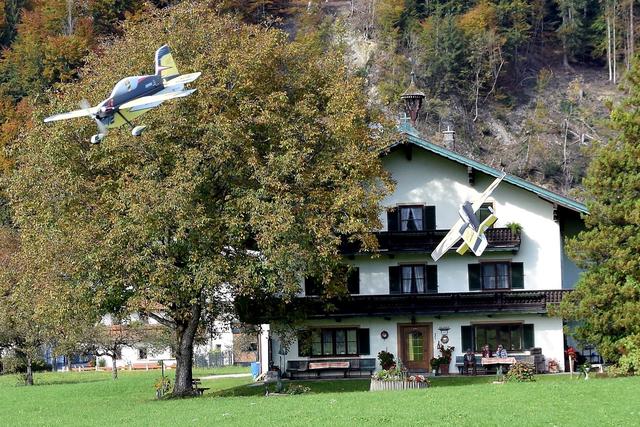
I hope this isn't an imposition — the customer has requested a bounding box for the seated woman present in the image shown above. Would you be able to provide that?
[496,344,508,358]
[482,344,492,358]
[463,348,477,375]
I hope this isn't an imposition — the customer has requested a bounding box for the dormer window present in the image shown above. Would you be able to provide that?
[400,206,423,231]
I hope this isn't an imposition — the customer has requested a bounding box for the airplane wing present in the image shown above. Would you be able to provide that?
[471,172,506,211]
[118,89,196,111]
[44,107,100,123]
[164,72,201,87]
[431,219,466,261]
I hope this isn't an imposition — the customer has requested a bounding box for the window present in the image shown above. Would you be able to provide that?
[470,324,533,352]
[138,348,147,359]
[387,206,436,231]
[482,262,510,289]
[305,267,360,296]
[299,328,369,357]
[402,265,425,293]
[468,262,524,291]
[400,206,423,231]
[389,265,438,294]
[477,202,495,227]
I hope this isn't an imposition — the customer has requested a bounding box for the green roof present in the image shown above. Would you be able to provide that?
[393,123,588,214]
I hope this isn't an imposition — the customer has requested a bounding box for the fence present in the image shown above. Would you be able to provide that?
[193,350,234,368]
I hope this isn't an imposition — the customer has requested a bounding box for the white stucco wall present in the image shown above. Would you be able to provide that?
[354,148,563,294]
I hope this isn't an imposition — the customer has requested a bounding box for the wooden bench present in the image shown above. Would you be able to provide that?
[131,362,161,370]
[286,358,376,379]
[192,378,210,396]
[455,355,487,375]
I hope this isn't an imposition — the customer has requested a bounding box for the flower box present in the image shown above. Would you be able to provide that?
[370,377,429,391]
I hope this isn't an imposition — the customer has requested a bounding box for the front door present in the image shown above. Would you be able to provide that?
[399,324,432,371]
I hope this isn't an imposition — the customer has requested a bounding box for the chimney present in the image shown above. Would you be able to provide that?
[443,126,455,150]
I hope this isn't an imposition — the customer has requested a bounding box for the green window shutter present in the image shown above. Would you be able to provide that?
[461,325,475,352]
[298,330,311,357]
[468,264,481,291]
[305,278,320,296]
[511,262,524,289]
[424,206,436,230]
[426,265,438,293]
[389,266,400,294]
[387,209,398,231]
[347,268,360,294]
[523,324,534,349]
[358,329,370,355]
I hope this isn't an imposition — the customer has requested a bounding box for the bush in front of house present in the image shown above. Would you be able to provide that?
[377,350,395,370]
[505,361,536,382]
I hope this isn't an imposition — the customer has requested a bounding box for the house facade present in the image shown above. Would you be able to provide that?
[256,126,586,376]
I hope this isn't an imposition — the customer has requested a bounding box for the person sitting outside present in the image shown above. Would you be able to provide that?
[463,348,477,375]
[482,344,492,358]
[496,344,508,358]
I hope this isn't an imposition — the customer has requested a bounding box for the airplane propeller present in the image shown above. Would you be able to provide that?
[79,99,107,136]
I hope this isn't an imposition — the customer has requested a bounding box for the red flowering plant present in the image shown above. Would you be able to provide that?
[566,347,577,361]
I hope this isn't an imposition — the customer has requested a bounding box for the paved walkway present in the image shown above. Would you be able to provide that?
[200,373,253,380]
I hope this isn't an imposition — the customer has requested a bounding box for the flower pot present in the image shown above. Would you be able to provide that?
[439,364,449,375]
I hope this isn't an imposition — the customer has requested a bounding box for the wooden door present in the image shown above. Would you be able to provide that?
[399,324,432,371]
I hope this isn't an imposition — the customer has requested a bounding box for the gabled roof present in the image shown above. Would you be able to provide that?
[392,123,588,214]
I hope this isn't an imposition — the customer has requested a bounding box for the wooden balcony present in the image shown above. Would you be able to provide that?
[341,227,520,255]
[236,290,570,324]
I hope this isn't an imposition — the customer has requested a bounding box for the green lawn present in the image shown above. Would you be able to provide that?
[1,370,639,426]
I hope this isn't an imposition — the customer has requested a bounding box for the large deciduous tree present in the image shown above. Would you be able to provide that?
[9,1,390,396]
[559,58,640,373]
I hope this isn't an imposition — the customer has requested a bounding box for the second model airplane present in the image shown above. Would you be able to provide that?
[44,45,200,144]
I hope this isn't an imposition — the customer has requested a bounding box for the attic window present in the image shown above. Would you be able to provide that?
[400,206,423,231]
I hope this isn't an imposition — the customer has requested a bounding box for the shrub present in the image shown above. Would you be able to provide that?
[505,361,535,382]
[97,358,107,368]
[377,350,395,370]
[287,384,311,395]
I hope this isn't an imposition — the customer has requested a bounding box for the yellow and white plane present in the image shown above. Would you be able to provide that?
[44,45,200,144]
[431,173,506,261]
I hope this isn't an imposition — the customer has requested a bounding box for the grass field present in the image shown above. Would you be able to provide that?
[1,369,639,426]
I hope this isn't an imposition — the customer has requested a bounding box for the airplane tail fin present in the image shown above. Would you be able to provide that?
[155,45,179,81]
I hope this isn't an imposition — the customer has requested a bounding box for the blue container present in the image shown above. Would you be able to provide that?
[251,362,260,378]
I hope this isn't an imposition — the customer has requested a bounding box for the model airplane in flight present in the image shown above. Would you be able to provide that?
[431,172,506,261]
[44,45,200,144]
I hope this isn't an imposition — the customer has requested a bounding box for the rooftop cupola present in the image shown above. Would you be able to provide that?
[400,72,425,125]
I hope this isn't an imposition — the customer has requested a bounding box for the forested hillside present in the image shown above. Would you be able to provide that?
[0,0,636,195]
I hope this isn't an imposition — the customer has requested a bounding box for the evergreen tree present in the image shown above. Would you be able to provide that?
[559,57,640,373]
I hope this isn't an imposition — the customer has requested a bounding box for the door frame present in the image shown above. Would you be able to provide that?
[397,323,433,371]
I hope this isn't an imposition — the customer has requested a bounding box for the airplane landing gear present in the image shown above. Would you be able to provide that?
[90,133,106,144]
[131,125,146,137]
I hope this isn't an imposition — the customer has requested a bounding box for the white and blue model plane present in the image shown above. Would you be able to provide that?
[44,45,200,144]
[431,172,506,261]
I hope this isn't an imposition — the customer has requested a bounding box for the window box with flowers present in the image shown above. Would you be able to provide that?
[370,362,430,391]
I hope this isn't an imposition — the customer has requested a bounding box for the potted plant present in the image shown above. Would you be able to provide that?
[430,357,441,375]
[437,343,454,375]
[377,350,396,370]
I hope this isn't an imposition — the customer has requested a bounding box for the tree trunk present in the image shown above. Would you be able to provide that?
[607,14,613,82]
[66,354,71,371]
[172,302,202,397]
[614,0,618,84]
[25,357,33,386]
[630,0,634,70]
[112,354,118,380]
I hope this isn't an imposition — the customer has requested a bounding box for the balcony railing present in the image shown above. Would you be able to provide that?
[236,290,570,324]
[341,227,521,254]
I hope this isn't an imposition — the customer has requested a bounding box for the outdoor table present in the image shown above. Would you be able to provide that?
[481,357,517,376]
